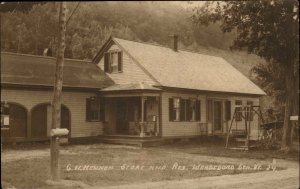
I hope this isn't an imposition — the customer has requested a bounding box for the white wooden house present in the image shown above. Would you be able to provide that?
[1,36,266,144]
[93,36,266,141]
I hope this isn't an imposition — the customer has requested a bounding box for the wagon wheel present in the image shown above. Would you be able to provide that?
[258,128,273,149]
[266,129,275,149]
[265,128,282,149]
[274,128,283,142]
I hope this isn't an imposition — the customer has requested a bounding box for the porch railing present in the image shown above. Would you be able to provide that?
[138,121,158,137]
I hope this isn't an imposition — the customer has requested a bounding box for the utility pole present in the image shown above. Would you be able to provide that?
[50,2,66,181]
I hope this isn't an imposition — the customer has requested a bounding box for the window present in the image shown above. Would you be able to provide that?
[1,102,9,115]
[187,99,201,121]
[235,100,242,121]
[180,99,187,121]
[195,100,201,121]
[188,99,196,121]
[104,51,123,73]
[86,97,105,121]
[111,52,118,72]
[169,98,180,121]
[1,102,9,127]
[174,98,180,121]
[169,98,200,122]
[207,99,212,122]
[225,100,231,121]
[246,101,253,121]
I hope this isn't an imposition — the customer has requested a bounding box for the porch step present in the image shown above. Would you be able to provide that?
[100,135,158,140]
[231,129,247,136]
[96,137,171,147]
[228,147,249,151]
[235,138,247,142]
[228,145,256,151]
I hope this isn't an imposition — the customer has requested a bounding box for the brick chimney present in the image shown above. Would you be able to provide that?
[168,34,179,52]
[173,34,178,52]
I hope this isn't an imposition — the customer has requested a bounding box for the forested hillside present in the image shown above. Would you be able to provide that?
[1,2,265,78]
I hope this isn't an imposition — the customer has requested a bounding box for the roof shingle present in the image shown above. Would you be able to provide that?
[113,38,266,95]
[1,52,114,89]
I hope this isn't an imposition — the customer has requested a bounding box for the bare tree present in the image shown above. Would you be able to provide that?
[50,2,67,181]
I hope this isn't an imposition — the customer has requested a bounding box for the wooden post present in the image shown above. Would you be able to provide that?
[158,95,163,137]
[140,96,145,137]
[50,2,66,181]
[27,111,31,140]
[244,107,249,148]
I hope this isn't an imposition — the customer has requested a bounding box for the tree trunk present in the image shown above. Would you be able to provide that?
[289,62,299,145]
[281,63,294,151]
[50,2,66,181]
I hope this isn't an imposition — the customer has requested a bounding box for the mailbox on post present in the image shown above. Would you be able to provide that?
[290,116,298,121]
[50,128,69,137]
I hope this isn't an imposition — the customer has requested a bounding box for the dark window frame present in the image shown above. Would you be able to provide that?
[86,97,103,122]
[207,99,213,122]
[169,97,201,122]
[104,50,123,73]
[225,100,231,121]
[188,98,196,121]
[173,97,181,122]
[195,99,201,122]
[246,101,254,121]
[235,100,242,121]
[188,98,201,122]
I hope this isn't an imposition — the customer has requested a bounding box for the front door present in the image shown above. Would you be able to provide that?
[213,101,222,132]
[116,100,128,134]
[9,104,27,138]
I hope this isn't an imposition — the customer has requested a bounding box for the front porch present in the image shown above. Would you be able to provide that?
[103,96,160,137]
[100,83,162,138]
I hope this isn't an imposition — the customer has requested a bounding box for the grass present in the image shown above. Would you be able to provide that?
[1,140,287,189]
[165,137,299,161]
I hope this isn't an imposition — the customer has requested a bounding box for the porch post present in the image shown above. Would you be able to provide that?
[27,111,31,140]
[140,96,145,137]
[158,96,162,137]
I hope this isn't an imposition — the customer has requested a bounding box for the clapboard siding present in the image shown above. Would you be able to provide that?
[161,91,260,140]
[1,89,103,138]
[97,44,157,85]
[161,92,207,137]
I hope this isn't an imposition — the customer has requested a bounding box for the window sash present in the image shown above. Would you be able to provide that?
[195,100,201,121]
[246,101,253,121]
[235,100,242,121]
[188,99,201,122]
[189,99,196,121]
[173,98,180,121]
[207,99,212,122]
[110,52,118,72]
[86,97,102,122]
[225,100,231,121]
[169,98,200,122]
[104,51,122,73]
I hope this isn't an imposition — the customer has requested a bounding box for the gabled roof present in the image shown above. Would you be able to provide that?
[101,82,161,92]
[1,52,114,89]
[95,37,266,96]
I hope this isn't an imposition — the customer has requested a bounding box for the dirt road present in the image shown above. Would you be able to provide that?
[2,144,299,189]
[88,167,298,189]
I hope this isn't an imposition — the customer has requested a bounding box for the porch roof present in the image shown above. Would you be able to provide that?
[100,82,161,92]
[99,82,161,97]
